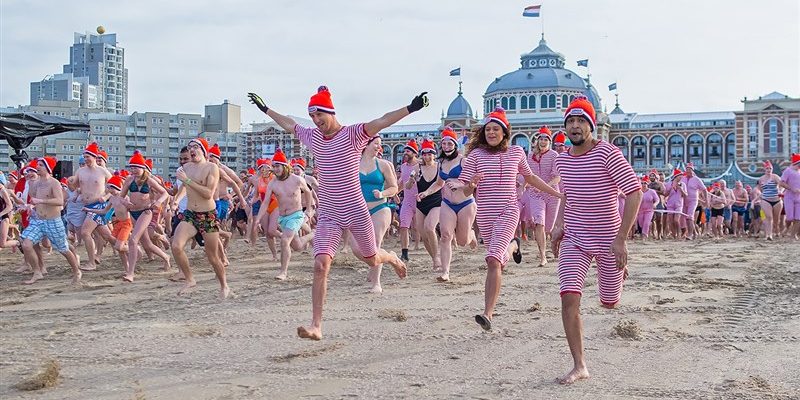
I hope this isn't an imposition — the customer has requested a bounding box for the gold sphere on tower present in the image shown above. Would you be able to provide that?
[96,26,106,34]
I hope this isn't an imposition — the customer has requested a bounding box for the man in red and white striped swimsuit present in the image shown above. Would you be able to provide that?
[551,97,642,384]
[248,86,427,340]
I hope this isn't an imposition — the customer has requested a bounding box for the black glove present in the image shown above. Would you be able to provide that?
[406,92,429,114]
[247,92,269,114]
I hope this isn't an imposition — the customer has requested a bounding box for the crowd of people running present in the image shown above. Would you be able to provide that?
[1,87,798,384]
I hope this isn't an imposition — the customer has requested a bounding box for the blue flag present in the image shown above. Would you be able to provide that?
[608,83,617,91]
[577,59,588,67]
[449,68,461,77]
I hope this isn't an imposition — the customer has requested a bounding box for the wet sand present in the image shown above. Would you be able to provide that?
[1,237,798,399]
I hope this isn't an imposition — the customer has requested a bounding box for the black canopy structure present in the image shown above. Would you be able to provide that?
[0,112,90,170]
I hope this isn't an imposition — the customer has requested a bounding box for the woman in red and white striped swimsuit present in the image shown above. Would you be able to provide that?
[454,107,562,332]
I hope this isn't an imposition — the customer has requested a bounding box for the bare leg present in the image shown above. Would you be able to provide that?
[438,205,457,282]
[533,223,547,266]
[21,240,44,284]
[79,219,100,270]
[298,255,332,340]
[202,231,230,299]
[558,293,590,384]
[276,229,296,280]
[171,222,197,294]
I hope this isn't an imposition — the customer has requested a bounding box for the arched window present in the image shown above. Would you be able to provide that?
[382,145,391,160]
[521,96,528,109]
[632,136,647,167]
[569,95,575,104]
[669,135,685,165]
[529,95,536,109]
[561,95,568,109]
[509,96,516,110]
[650,135,666,168]
[511,134,530,153]
[501,97,508,110]
[541,94,548,109]
[706,133,723,165]
[394,145,405,165]
[725,133,735,164]
[613,136,629,159]
[688,134,703,164]
[549,94,557,108]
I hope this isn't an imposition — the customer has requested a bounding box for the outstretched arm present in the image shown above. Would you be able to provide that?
[247,93,297,135]
[364,92,429,137]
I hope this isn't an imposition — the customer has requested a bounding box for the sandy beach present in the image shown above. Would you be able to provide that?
[1,237,798,399]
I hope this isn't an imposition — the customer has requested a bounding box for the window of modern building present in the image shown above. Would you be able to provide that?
[669,135,685,164]
[748,120,758,159]
[706,133,723,166]
[764,119,782,154]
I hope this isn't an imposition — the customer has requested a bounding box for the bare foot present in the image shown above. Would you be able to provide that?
[177,280,197,296]
[219,286,232,300]
[71,270,82,284]
[368,283,383,294]
[24,272,44,285]
[297,326,322,341]
[436,273,450,282]
[161,259,172,272]
[168,272,186,282]
[79,261,97,271]
[15,265,31,273]
[386,251,407,279]
[122,274,134,283]
[557,366,590,385]
[275,273,287,281]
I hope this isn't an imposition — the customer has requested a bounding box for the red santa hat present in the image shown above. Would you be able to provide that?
[686,162,695,170]
[84,142,101,158]
[420,139,436,154]
[60,177,68,187]
[670,168,683,179]
[791,153,800,165]
[745,185,752,191]
[209,143,221,160]
[272,148,289,165]
[99,150,109,163]
[23,159,38,174]
[144,159,154,172]
[441,128,458,143]
[247,167,256,175]
[763,160,772,169]
[128,150,147,169]
[308,85,335,114]
[292,158,307,169]
[107,175,123,191]
[404,139,419,154]
[537,125,552,139]
[119,169,130,179]
[553,131,567,145]
[38,156,57,175]
[256,158,271,170]
[563,96,596,132]
[9,170,19,180]
[483,106,509,131]
[189,137,210,158]
[641,175,650,183]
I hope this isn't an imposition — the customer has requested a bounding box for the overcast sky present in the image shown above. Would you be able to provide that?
[2,0,798,128]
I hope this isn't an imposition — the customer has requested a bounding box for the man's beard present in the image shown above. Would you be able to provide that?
[570,135,586,146]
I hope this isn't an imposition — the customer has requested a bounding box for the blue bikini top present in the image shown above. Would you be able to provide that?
[438,160,463,181]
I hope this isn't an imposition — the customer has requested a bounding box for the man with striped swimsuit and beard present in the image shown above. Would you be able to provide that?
[248,86,426,340]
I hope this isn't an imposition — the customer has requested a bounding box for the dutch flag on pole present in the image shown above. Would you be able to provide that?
[523,5,541,17]
[449,68,461,77]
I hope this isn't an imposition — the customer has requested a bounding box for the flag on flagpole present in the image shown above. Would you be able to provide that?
[522,5,541,17]
[608,83,617,91]
[449,67,461,77]
[577,59,589,67]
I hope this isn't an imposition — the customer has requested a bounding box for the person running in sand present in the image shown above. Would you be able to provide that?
[526,126,561,266]
[417,128,477,282]
[358,136,399,292]
[663,169,687,239]
[550,96,642,385]
[448,107,562,332]
[247,159,280,260]
[70,142,112,270]
[412,139,442,271]
[208,143,247,265]
[681,163,707,240]
[757,161,782,241]
[397,139,419,261]
[84,175,135,281]
[257,149,315,280]
[708,182,727,238]
[780,154,800,239]
[637,176,659,240]
[170,138,231,299]
[731,181,749,237]
[20,157,82,284]
[247,85,421,340]
[0,177,20,251]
